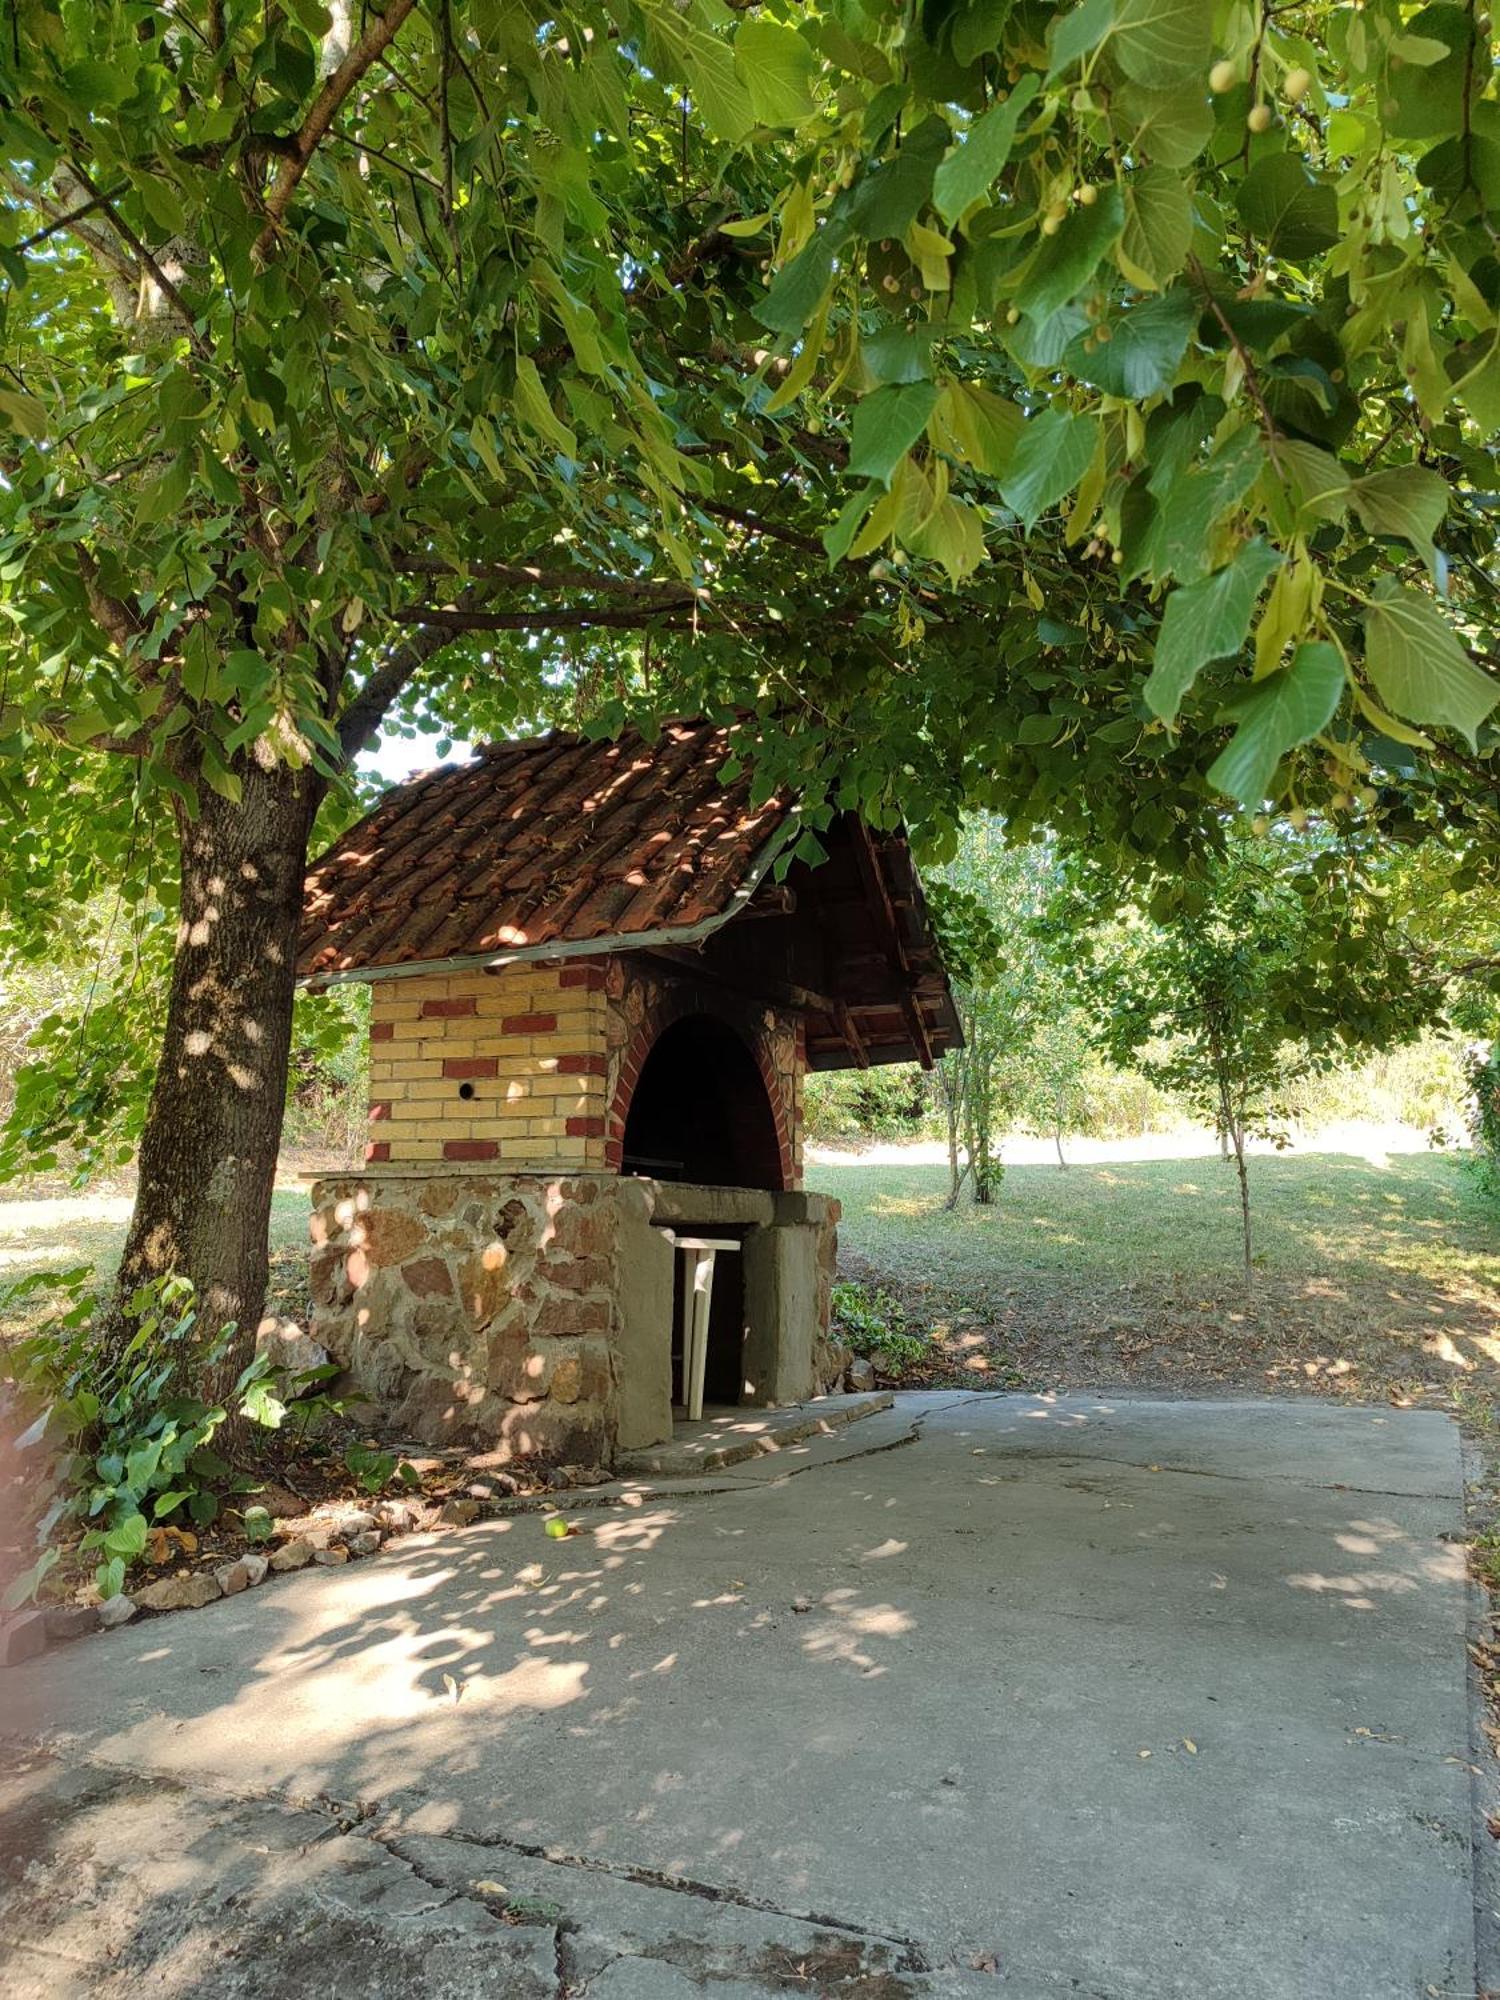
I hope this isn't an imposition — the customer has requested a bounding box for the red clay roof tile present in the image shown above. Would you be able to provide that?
[298,721,796,978]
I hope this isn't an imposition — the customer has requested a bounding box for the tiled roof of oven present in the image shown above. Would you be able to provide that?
[297,720,796,978]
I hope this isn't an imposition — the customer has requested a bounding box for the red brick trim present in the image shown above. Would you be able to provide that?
[559,962,606,991]
[370,1020,395,1042]
[369,1101,392,1123]
[443,1138,498,1161]
[606,986,795,1189]
[421,996,477,1018]
[502,1011,557,1034]
[442,1056,499,1079]
[566,1115,606,1138]
[557,1051,607,1076]
[365,1141,391,1163]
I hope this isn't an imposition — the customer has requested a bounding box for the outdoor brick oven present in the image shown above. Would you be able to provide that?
[296,721,959,1467]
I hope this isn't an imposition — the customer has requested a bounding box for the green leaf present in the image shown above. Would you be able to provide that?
[137,174,186,238]
[936,381,1023,476]
[241,1376,288,1428]
[764,300,830,409]
[847,382,940,487]
[1384,4,1478,141]
[513,357,576,457]
[1,1547,59,1611]
[1363,586,1499,748]
[735,21,816,128]
[102,1510,149,1560]
[824,485,877,564]
[847,115,950,239]
[469,414,504,485]
[933,76,1040,225]
[0,388,49,439]
[1016,711,1063,744]
[124,1439,163,1492]
[1014,187,1124,322]
[862,324,937,387]
[1046,0,1114,79]
[1207,641,1346,805]
[951,0,1013,66]
[664,19,755,143]
[1114,80,1214,168]
[1067,288,1196,399]
[1118,166,1194,290]
[908,496,988,581]
[1234,154,1339,261]
[1275,440,1351,527]
[999,408,1100,533]
[1348,464,1448,572]
[1113,0,1212,83]
[1154,425,1264,580]
[1144,538,1282,721]
[756,228,841,335]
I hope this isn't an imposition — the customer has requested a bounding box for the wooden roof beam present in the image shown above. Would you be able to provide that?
[834,1002,870,1070]
[850,821,935,1069]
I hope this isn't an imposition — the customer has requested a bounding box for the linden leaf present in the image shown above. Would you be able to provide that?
[1363,585,1499,747]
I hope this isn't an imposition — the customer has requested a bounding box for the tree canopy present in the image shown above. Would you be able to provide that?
[3,0,1498,862]
[1,0,1499,1340]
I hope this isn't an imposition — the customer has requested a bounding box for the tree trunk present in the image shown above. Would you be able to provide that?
[110,758,323,1393]
[941,1059,966,1210]
[1209,1034,1253,1288]
[1232,1129,1253,1285]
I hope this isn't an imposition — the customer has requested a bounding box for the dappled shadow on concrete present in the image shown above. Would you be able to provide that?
[0,1393,1477,2000]
[1,1490,938,1995]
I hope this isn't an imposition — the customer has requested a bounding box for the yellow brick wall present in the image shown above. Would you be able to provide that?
[366,961,609,1171]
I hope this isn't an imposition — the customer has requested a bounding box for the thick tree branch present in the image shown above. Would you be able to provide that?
[255,0,420,259]
[0,702,155,758]
[13,182,127,253]
[2,170,140,299]
[697,499,825,556]
[391,555,705,602]
[388,601,814,635]
[65,163,211,358]
[77,549,146,651]
[336,599,472,760]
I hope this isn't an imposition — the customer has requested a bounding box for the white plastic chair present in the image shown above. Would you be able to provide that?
[658,1232,739,1421]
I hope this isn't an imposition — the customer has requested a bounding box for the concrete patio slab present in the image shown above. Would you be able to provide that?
[615,1388,894,1476]
[0,1393,1478,1998]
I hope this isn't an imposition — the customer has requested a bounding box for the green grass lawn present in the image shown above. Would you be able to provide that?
[816,1148,1500,1410]
[3,1148,1497,1414]
[0,1187,314,1339]
[818,1148,1499,1297]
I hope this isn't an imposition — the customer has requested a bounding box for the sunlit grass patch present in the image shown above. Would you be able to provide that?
[819,1146,1500,1417]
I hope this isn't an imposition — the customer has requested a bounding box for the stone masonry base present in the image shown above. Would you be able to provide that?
[309,1171,843,1465]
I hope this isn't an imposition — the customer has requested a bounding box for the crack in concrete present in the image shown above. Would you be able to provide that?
[981,1445,1459,1502]
[482,1398,960,1516]
[378,1822,927,1957]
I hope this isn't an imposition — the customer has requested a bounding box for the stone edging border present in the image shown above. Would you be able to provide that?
[0,1472,604,1669]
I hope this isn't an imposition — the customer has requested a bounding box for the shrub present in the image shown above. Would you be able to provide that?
[803,1067,931,1144]
[3,1270,343,1605]
[344,1442,421,1496]
[1467,1043,1500,1205]
[830,1279,929,1374]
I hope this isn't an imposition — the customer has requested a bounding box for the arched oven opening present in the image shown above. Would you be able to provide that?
[620,1014,783,1191]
